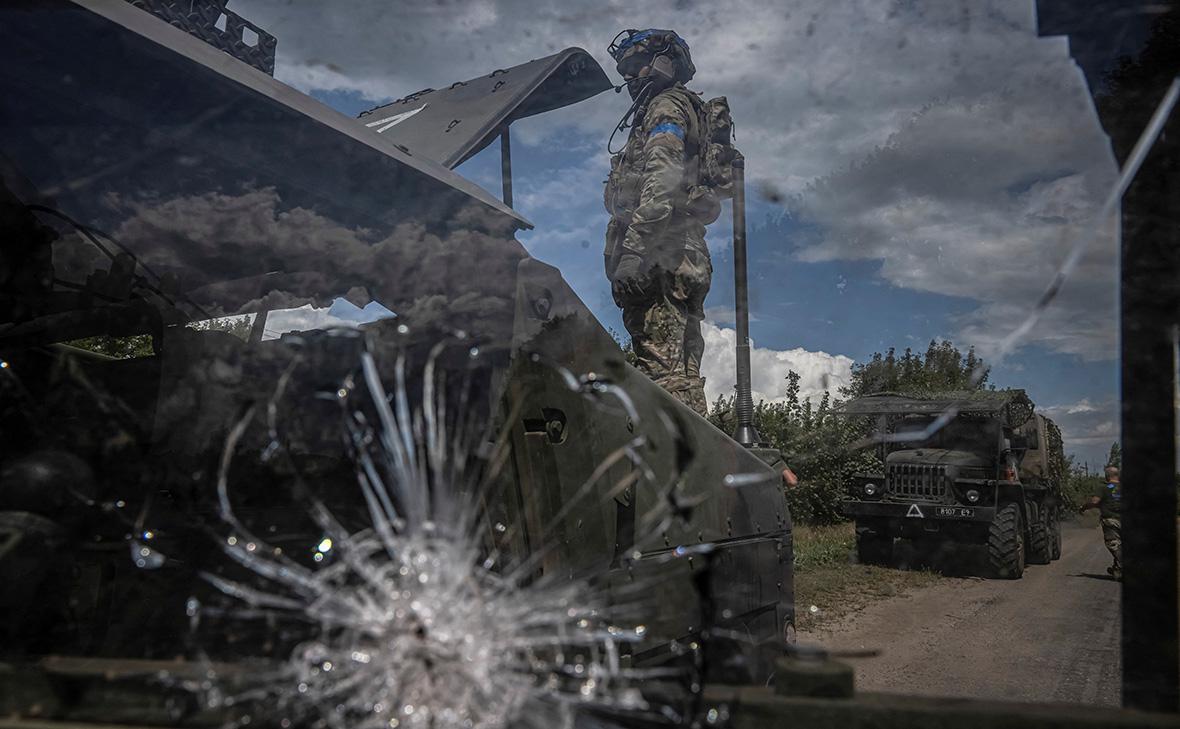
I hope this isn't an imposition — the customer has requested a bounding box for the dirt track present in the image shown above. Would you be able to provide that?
[801,519,1121,706]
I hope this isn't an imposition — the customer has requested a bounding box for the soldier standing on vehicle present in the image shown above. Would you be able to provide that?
[1080,465,1122,579]
[603,29,733,417]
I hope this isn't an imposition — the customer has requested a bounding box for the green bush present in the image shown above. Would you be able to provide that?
[709,372,879,526]
[1062,465,1103,510]
[792,523,856,572]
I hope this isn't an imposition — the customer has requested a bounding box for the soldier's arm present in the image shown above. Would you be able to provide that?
[621,95,691,257]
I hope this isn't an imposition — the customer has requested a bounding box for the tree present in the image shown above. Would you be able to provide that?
[1107,442,1122,469]
[65,314,254,359]
[709,370,879,526]
[842,339,989,399]
[187,315,253,341]
[1062,453,1104,509]
[607,327,638,367]
[65,333,154,359]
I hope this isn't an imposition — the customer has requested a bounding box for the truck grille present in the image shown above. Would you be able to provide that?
[888,464,950,502]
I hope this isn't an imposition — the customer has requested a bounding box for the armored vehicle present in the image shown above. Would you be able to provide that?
[0,0,794,720]
[840,391,1065,578]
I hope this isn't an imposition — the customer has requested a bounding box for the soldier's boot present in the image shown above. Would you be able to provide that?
[1107,550,1123,580]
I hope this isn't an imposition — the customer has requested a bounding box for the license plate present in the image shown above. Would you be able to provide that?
[936,506,975,518]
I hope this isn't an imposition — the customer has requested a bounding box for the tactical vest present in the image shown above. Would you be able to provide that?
[604,85,723,225]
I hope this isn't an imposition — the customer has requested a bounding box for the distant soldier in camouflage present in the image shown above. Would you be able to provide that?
[1080,465,1122,580]
[603,29,723,417]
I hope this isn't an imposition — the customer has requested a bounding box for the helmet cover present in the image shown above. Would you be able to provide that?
[608,29,695,83]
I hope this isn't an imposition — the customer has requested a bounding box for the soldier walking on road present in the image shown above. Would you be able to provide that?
[1080,465,1122,580]
[603,29,732,417]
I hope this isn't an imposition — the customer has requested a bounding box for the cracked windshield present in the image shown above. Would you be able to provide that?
[2,0,1179,727]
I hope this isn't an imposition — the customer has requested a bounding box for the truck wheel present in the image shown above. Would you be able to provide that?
[856,533,893,566]
[1027,503,1052,565]
[988,501,1025,579]
[1050,509,1062,560]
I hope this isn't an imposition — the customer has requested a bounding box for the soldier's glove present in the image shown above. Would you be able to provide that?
[611,252,649,300]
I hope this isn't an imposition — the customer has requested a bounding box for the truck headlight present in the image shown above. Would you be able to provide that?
[966,489,981,503]
[864,482,879,497]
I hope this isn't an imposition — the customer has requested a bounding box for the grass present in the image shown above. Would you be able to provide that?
[792,522,944,632]
[793,522,858,572]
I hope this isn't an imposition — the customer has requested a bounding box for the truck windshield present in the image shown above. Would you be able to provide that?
[888,415,1000,459]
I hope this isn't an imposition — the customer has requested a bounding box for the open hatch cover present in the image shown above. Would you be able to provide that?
[357,48,611,169]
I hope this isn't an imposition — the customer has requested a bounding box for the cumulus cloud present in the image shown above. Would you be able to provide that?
[793,71,1118,359]
[700,321,852,407]
[231,0,1119,360]
[1063,398,1100,415]
[233,0,1108,187]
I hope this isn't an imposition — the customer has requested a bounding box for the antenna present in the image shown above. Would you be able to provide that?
[730,155,763,447]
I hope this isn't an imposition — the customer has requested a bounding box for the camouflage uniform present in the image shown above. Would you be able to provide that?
[1095,480,1122,576]
[604,84,713,416]
[1100,517,1121,572]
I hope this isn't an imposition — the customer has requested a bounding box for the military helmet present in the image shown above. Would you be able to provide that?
[607,28,695,84]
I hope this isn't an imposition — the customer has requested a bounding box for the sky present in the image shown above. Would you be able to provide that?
[231,0,1125,468]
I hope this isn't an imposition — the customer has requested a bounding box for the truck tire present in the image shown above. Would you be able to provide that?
[856,533,893,566]
[1027,503,1052,565]
[988,501,1025,579]
[1050,509,1062,560]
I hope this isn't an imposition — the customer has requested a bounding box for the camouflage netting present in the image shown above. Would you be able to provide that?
[841,388,1036,428]
[1043,416,1067,488]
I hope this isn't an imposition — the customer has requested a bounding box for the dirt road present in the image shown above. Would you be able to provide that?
[802,519,1121,706]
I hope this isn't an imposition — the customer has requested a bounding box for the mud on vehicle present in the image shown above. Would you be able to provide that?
[839,390,1066,579]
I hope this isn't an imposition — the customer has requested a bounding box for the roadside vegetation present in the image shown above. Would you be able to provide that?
[792,522,941,631]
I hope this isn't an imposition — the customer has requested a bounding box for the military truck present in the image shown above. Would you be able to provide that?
[840,391,1065,578]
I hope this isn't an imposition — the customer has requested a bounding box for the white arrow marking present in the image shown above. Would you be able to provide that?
[906,504,924,518]
[365,103,427,133]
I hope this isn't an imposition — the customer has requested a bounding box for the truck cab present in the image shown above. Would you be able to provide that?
[841,391,1063,578]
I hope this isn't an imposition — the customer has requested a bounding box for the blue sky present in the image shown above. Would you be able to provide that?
[260,1,1122,466]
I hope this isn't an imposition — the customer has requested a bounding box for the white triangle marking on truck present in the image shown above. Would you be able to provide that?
[906,504,924,518]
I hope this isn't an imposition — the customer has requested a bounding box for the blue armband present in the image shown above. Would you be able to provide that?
[649,122,685,141]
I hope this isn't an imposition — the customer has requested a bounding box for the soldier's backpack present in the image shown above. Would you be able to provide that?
[683,94,738,223]
[696,95,738,197]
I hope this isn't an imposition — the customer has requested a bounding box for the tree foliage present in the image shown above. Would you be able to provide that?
[1106,442,1122,469]
[842,339,989,399]
[188,315,254,341]
[710,371,879,526]
[65,315,254,359]
[1061,454,1104,509]
[607,327,638,367]
[64,333,154,359]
